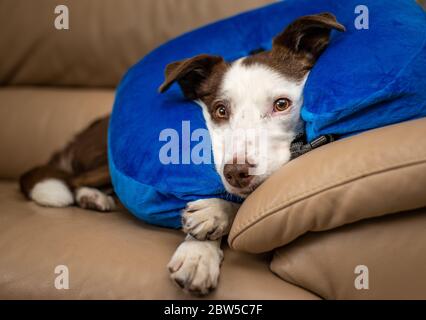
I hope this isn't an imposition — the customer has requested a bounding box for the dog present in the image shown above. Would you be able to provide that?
[20,13,344,295]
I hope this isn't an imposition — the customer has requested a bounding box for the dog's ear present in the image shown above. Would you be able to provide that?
[158,54,224,100]
[272,12,345,67]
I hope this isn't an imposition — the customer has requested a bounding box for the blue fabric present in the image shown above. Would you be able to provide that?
[109,0,426,228]
[301,0,426,141]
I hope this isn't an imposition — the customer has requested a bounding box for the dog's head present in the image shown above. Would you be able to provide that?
[160,13,345,197]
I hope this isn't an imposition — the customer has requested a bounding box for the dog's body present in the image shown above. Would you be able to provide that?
[20,13,344,295]
[20,116,115,212]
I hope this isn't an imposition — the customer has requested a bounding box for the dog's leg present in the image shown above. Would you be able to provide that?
[21,161,115,212]
[20,165,115,212]
[75,187,116,212]
[72,165,115,212]
[168,234,223,295]
[168,198,240,295]
[181,198,240,240]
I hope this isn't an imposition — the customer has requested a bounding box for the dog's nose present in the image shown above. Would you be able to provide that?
[223,163,254,188]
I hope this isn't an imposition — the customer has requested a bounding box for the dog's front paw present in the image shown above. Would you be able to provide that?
[182,199,238,240]
[168,238,223,295]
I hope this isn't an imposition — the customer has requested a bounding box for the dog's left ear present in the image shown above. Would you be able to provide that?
[272,12,345,67]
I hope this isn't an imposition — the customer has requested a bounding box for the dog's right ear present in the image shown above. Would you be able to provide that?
[272,13,345,67]
[158,54,224,100]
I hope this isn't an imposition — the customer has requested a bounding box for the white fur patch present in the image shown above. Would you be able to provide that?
[30,179,74,207]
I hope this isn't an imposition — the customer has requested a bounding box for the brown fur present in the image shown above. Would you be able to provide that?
[49,116,109,175]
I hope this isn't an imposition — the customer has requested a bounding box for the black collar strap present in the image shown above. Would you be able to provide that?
[290,133,337,160]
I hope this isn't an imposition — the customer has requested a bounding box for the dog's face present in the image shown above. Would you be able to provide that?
[160,13,344,197]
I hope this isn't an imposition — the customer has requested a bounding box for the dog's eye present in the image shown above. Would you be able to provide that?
[273,98,292,112]
[214,104,229,120]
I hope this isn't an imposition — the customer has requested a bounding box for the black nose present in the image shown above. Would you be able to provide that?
[223,163,254,188]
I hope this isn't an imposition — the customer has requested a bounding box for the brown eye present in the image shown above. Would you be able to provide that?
[214,104,229,119]
[273,98,292,112]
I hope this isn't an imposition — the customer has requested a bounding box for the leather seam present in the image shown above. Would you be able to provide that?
[230,157,426,247]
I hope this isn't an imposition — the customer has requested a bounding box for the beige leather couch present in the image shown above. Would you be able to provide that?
[0,0,425,300]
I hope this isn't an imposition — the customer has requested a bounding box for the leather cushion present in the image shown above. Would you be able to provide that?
[270,207,426,299]
[0,181,318,300]
[228,117,426,253]
[0,0,272,87]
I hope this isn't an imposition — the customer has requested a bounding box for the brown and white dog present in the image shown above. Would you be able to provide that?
[20,13,344,295]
